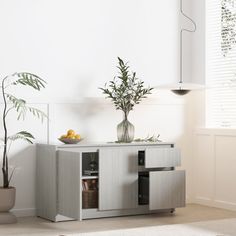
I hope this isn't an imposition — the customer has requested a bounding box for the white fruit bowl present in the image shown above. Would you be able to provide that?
[58,138,82,144]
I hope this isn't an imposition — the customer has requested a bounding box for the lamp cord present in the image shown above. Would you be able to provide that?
[180,0,197,87]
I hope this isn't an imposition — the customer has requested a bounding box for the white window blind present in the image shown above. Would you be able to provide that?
[206,0,236,128]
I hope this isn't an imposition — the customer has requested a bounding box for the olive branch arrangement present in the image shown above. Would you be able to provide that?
[99,57,153,118]
[1,72,47,188]
[134,134,161,143]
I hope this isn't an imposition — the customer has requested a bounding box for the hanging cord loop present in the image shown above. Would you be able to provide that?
[179,0,197,85]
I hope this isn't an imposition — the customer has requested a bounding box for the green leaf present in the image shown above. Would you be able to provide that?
[8,131,35,144]
[6,94,27,120]
[6,93,48,122]
[28,107,47,122]
[13,72,46,91]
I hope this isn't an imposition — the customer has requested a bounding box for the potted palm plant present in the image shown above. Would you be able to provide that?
[0,72,46,223]
[100,58,153,142]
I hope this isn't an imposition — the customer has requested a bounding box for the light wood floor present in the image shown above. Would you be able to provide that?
[1,204,236,235]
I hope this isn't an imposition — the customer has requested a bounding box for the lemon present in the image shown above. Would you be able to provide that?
[75,134,81,139]
[60,134,67,139]
[67,134,75,139]
[67,129,75,136]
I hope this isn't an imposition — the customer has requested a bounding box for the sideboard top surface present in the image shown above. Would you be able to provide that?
[37,142,175,149]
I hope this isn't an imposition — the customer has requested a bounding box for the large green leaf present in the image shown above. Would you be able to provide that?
[6,94,48,121]
[6,94,27,120]
[13,72,46,91]
[28,107,47,122]
[8,131,35,144]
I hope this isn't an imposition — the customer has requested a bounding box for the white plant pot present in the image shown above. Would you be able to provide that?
[0,187,17,224]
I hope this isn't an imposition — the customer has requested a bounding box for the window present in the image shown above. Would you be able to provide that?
[206,0,236,127]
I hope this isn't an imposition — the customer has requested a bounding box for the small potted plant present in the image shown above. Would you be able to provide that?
[100,58,153,142]
[0,72,46,223]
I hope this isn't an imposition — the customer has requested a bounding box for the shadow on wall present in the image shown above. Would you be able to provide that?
[49,99,120,143]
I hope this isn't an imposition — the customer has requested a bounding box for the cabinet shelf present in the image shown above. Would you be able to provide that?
[82,176,98,180]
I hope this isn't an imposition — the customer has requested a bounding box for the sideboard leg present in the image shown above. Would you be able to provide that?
[170,209,175,213]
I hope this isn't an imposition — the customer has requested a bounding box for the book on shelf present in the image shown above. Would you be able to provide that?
[83,180,89,190]
[82,179,98,191]
[82,180,85,190]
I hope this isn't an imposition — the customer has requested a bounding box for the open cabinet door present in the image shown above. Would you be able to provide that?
[149,170,185,210]
[57,150,81,220]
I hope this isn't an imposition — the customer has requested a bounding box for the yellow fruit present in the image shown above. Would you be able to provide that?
[60,135,67,139]
[75,134,81,139]
[67,129,75,136]
[67,134,74,139]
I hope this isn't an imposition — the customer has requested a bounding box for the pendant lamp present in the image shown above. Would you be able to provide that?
[157,0,204,95]
[171,0,196,95]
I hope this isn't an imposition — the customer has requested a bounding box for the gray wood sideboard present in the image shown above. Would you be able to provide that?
[36,142,185,222]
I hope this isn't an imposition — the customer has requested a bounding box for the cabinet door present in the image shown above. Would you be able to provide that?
[57,150,81,220]
[149,170,185,210]
[99,147,138,211]
[145,148,181,168]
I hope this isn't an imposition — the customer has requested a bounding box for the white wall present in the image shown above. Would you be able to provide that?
[0,0,196,216]
[185,0,205,85]
[0,0,181,101]
[192,129,236,211]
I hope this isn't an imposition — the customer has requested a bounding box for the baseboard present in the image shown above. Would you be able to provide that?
[193,197,236,211]
[11,208,36,217]
[186,195,194,204]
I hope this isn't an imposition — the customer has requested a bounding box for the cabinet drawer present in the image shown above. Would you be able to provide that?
[145,148,181,168]
[149,170,185,210]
